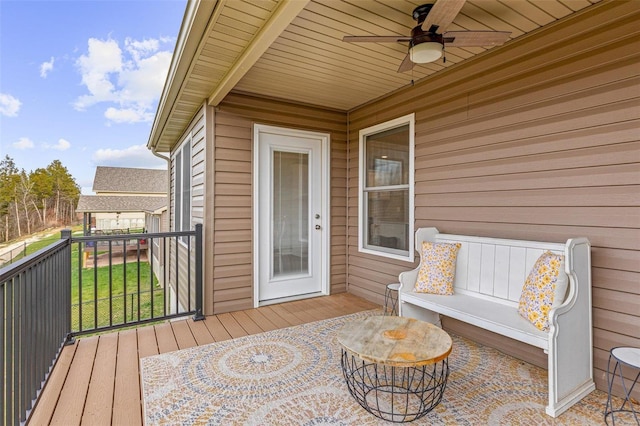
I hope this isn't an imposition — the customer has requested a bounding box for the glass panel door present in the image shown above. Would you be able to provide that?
[272,151,309,278]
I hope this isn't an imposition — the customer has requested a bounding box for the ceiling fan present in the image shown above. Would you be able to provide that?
[342,0,511,73]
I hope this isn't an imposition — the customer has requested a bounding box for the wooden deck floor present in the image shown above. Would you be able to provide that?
[28,293,379,426]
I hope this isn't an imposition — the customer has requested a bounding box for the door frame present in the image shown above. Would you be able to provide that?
[252,124,331,307]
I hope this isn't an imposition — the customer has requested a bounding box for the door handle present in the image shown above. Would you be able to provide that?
[315,225,321,230]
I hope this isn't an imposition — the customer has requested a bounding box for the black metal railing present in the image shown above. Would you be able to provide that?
[0,224,203,425]
[69,224,204,336]
[0,235,71,426]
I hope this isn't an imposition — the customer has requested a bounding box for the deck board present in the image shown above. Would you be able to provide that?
[28,294,379,425]
[257,305,292,329]
[154,322,179,354]
[136,325,159,358]
[202,315,233,342]
[231,310,265,334]
[244,308,279,332]
[112,329,142,426]
[185,318,217,346]
[171,320,198,349]
[217,312,248,338]
[81,333,118,426]
[28,341,78,425]
[50,336,99,426]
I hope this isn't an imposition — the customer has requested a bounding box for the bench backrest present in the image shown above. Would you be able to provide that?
[418,229,567,306]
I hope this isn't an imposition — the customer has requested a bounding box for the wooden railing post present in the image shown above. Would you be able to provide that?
[193,223,205,321]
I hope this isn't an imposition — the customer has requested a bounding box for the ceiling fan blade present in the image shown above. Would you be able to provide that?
[421,0,466,33]
[343,35,412,43]
[444,31,511,46]
[397,53,415,73]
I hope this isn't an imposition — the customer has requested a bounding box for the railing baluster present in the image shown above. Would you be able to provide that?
[78,242,83,332]
[150,236,154,319]
[137,238,141,322]
[123,237,127,324]
[0,276,5,426]
[109,240,113,328]
[194,224,204,321]
[175,237,179,315]
[187,234,192,312]
[93,240,98,330]
[163,236,167,317]
[3,277,11,426]
[13,270,22,424]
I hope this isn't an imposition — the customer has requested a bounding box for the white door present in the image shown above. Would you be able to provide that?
[254,125,329,305]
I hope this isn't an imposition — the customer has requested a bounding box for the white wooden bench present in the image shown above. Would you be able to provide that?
[398,227,595,417]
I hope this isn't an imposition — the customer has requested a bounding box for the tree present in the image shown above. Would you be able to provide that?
[30,167,53,225]
[0,156,80,241]
[0,156,19,241]
[46,160,80,225]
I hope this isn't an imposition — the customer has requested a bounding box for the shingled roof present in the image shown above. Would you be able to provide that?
[76,196,167,213]
[92,167,167,194]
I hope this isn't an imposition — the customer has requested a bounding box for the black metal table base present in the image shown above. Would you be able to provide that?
[605,348,640,426]
[341,349,449,423]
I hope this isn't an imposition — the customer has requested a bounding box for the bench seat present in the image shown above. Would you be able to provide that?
[398,227,595,418]
[401,290,548,350]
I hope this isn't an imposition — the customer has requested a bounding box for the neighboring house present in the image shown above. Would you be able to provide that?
[146,0,639,398]
[76,167,168,233]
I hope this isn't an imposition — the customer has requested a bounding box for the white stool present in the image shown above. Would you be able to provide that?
[605,346,640,425]
[384,283,400,316]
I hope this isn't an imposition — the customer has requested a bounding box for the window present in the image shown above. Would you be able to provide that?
[174,138,191,243]
[359,114,414,261]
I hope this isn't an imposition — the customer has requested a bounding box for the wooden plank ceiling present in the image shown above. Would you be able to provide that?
[236,0,602,110]
[151,0,602,151]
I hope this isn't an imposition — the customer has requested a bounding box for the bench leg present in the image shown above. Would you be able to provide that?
[400,302,442,328]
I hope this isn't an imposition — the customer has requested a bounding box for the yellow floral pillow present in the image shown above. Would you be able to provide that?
[518,251,568,331]
[414,242,461,295]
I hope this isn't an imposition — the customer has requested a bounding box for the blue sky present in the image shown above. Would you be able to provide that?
[0,0,187,194]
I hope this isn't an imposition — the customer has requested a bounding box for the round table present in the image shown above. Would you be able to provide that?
[605,346,640,425]
[337,315,453,423]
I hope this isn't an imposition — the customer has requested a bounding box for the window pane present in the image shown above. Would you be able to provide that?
[181,143,191,234]
[365,124,409,188]
[272,150,309,277]
[366,190,409,252]
[175,151,182,231]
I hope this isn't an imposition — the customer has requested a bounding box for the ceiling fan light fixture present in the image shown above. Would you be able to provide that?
[409,41,443,63]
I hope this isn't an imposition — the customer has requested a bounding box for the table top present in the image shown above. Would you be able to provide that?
[611,347,640,368]
[337,316,452,367]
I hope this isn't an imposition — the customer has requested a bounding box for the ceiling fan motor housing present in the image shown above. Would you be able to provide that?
[412,4,435,24]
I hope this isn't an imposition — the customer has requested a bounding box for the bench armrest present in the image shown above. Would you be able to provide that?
[399,268,419,293]
[398,227,439,294]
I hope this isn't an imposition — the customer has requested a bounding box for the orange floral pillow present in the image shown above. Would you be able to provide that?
[413,242,461,295]
[518,251,568,331]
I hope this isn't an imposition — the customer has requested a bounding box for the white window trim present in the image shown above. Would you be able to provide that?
[358,113,415,262]
[173,136,192,246]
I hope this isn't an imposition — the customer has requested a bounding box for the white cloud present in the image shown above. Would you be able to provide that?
[50,138,71,151]
[74,36,174,123]
[13,137,34,150]
[0,93,22,117]
[93,144,167,168]
[40,57,55,78]
[104,107,152,124]
[74,38,122,110]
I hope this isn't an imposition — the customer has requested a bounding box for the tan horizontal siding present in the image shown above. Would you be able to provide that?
[211,93,347,313]
[346,0,640,399]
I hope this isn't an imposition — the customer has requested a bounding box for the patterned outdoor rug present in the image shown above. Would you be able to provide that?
[141,311,612,425]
